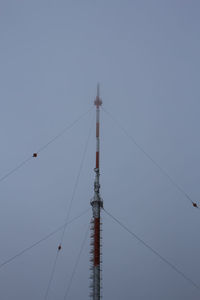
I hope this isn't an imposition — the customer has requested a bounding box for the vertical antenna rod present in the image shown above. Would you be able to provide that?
[90,84,103,300]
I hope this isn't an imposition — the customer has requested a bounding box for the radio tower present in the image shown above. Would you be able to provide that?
[90,84,103,300]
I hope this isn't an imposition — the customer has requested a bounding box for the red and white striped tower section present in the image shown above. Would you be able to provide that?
[90,84,103,300]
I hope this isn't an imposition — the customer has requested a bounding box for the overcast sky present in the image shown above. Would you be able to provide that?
[0,1,200,299]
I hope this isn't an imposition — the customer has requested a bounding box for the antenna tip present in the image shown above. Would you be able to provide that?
[97,83,100,97]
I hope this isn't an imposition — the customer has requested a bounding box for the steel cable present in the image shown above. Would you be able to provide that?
[0,208,90,271]
[103,208,200,292]
[102,107,198,208]
[0,107,92,185]
[63,224,90,299]
[44,115,94,299]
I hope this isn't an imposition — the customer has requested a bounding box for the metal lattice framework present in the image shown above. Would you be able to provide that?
[90,85,103,300]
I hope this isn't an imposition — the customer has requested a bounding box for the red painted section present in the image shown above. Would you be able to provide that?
[96,152,99,169]
[94,218,100,266]
[96,123,99,138]
[94,98,102,108]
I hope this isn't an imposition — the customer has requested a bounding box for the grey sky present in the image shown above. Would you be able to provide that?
[0,0,200,299]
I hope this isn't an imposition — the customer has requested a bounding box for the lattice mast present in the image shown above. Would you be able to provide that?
[90,85,103,300]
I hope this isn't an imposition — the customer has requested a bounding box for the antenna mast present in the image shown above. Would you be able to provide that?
[90,84,103,300]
